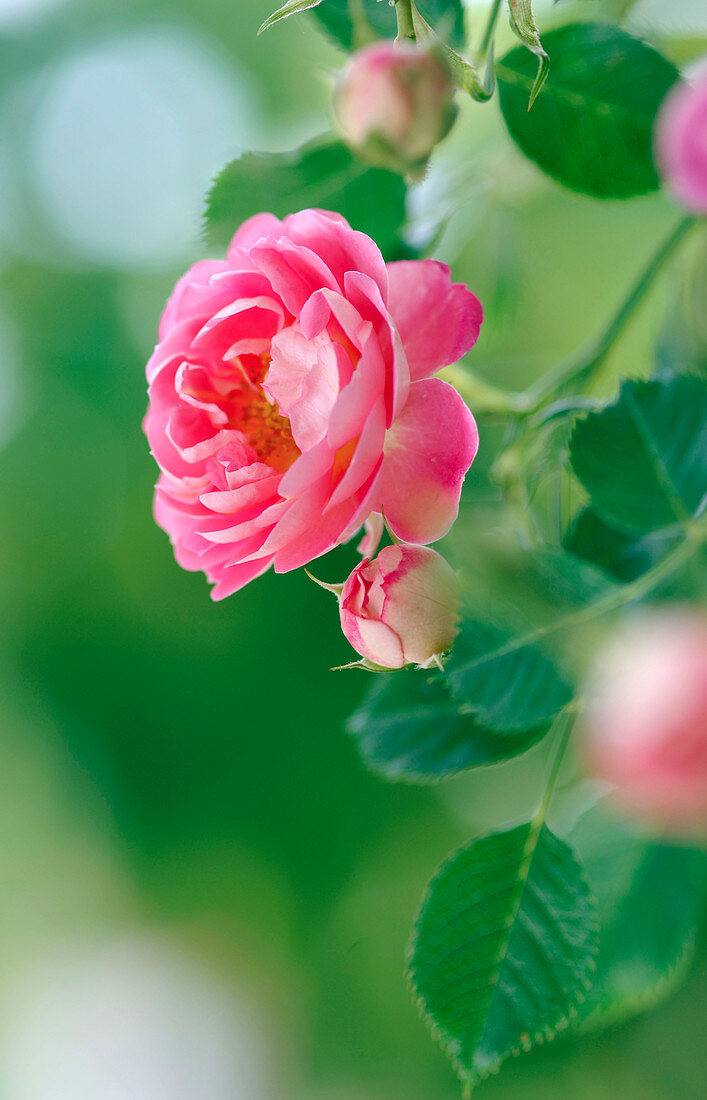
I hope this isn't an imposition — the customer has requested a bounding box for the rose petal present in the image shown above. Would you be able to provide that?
[379,378,478,543]
[386,259,483,380]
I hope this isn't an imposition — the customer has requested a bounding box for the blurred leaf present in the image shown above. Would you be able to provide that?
[655,237,707,381]
[205,139,407,258]
[444,621,573,733]
[408,822,597,1090]
[258,0,324,35]
[497,24,679,198]
[517,546,616,607]
[566,507,682,583]
[347,668,549,781]
[313,0,465,52]
[569,375,707,535]
[507,0,549,108]
[569,800,707,1027]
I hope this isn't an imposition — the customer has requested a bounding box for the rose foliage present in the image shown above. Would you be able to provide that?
[144,1,707,1095]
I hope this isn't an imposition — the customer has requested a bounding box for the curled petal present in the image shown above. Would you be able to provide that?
[159,260,230,340]
[227,212,282,256]
[379,379,478,544]
[250,239,339,315]
[357,511,384,557]
[282,208,389,301]
[386,259,483,380]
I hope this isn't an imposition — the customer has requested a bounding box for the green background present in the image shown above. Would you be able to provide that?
[0,0,705,1096]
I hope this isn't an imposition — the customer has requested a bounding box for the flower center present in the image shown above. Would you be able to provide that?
[239,386,300,472]
[231,353,300,473]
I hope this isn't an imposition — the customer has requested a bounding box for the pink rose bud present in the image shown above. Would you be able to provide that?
[581,609,707,837]
[334,40,457,176]
[339,544,461,670]
[655,66,707,214]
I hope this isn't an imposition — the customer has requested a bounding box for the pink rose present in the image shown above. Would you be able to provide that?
[581,609,707,836]
[144,209,481,599]
[655,66,707,214]
[339,544,460,669]
[334,41,456,176]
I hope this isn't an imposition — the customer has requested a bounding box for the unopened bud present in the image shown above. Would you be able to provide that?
[334,41,457,178]
[339,544,461,670]
[581,608,707,836]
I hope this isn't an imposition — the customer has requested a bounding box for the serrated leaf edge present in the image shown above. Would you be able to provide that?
[579,929,697,1033]
[569,376,700,535]
[202,138,376,249]
[346,683,553,784]
[406,822,600,1091]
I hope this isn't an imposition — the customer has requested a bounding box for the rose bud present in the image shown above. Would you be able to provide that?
[655,66,707,214]
[333,40,457,178]
[581,609,707,837]
[339,544,461,670]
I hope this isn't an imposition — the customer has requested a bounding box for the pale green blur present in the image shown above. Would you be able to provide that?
[0,1,704,1097]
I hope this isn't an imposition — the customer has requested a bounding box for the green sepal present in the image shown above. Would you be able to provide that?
[507,0,549,108]
[258,0,324,35]
[410,0,494,101]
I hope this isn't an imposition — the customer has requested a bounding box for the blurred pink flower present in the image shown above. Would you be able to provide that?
[582,609,707,836]
[334,41,456,176]
[655,67,707,214]
[339,543,460,669]
[144,210,481,599]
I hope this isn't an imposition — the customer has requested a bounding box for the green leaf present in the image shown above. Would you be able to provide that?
[566,507,682,583]
[258,0,324,35]
[408,822,598,1090]
[347,669,550,781]
[569,375,707,535]
[205,139,407,259]
[313,0,465,52]
[507,0,549,108]
[497,23,679,198]
[444,621,573,734]
[515,546,616,608]
[569,800,707,1027]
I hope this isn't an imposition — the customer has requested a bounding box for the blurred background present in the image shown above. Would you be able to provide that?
[0,0,705,1097]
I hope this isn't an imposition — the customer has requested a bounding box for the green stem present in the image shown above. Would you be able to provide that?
[471,525,706,830]
[450,214,697,425]
[476,0,504,66]
[462,519,707,672]
[526,214,696,410]
[569,519,706,625]
[442,365,532,417]
[348,0,375,48]
[534,708,576,825]
[394,0,416,43]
